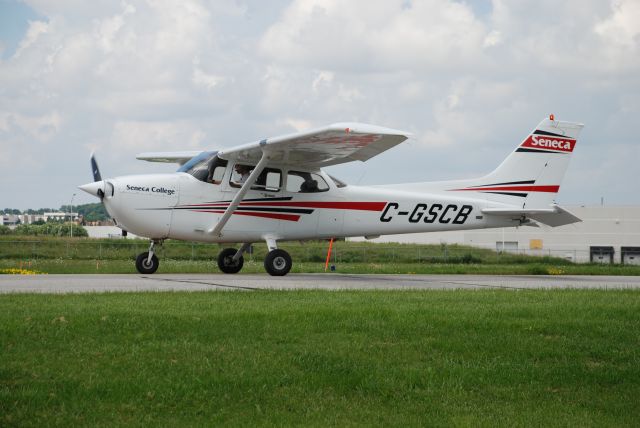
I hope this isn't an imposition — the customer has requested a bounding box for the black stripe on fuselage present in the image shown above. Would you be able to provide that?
[483,191,528,197]
[533,129,567,138]
[469,180,535,188]
[516,148,564,154]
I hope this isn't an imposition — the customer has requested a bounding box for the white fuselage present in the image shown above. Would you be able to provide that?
[100,169,516,243]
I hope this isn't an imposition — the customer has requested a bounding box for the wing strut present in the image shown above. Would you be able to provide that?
[208,151,271,236]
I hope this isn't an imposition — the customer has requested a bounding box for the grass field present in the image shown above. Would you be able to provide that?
[3,257,640,276]
[1,290,639,426]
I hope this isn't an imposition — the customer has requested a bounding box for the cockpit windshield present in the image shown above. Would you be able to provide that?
[177,151,216,174]
[177,151,228,183]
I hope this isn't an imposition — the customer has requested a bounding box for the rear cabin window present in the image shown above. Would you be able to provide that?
[286,171,329,193]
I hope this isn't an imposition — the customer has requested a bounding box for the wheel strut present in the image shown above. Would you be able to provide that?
[147,239,162,264]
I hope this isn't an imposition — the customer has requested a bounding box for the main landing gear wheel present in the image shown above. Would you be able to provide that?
[136,252,159,274]
[264,249,292,276]
[217,248,244,274]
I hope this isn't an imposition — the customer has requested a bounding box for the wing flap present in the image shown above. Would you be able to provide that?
[482,205,581,227]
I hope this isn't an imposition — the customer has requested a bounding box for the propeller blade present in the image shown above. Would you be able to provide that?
[91,153,102,182]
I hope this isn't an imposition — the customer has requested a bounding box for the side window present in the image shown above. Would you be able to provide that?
[286,171,329,193]
[252,168,281,192]
[230,164,282,192]
[210,165,226,184]
[206,158,227,185]
[230,164,253,187]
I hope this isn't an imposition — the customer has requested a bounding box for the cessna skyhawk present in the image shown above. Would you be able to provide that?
[79,115,583,276]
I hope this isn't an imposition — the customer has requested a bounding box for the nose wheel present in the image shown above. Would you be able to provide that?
[217,247,245,274]
[135,240,161,274]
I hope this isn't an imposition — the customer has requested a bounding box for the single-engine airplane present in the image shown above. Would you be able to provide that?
[79,115,583,276]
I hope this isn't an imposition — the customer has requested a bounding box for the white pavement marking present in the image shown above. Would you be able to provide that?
[1,274,640,294]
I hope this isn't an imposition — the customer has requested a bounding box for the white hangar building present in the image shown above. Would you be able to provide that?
[356,206,640,265]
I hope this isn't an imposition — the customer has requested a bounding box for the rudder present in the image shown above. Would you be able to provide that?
[452,116,583,209]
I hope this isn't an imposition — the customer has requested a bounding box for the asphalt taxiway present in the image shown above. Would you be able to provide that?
[1,274,640,293]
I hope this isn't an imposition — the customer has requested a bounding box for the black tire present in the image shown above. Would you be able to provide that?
[217,248,244,274]
[264,249,292,276]
[136,252,159,274]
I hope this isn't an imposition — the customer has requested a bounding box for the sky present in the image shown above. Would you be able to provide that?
[0,0,638,210]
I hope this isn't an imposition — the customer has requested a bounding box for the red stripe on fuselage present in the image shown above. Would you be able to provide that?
[196,210,301,222]
[237,201,387,210]
[181,201,387,211]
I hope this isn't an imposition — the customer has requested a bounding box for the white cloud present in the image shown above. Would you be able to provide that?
[483,30,502,48]
[111,120,206,152]
[595,0,640,47]
[311,70,333,93]
[281,118,313,132]
[192,67,223,91]
[13,20,49,58]
[260,0,488,72]
[0,110,62,141]
[0,0,639,209]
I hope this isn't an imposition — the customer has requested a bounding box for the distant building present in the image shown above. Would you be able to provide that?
[20,214,46,224]
[1,214,20,226]
[84,226,140,239]
[43,212,79,222]
[351,205,640,265]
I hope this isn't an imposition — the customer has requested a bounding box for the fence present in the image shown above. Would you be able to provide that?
[0,239,595,264]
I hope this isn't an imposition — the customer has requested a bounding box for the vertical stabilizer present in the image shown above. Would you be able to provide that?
[451,116,583,208]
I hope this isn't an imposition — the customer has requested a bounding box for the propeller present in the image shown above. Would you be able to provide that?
[78,153,105,199]
[91,152,102,182]
[78,153,123,235]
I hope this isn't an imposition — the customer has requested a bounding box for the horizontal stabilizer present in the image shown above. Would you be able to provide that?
[482,205,581,227]
[136,151,202,165]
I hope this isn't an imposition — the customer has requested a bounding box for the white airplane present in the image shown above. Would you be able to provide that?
[79,115,583,276]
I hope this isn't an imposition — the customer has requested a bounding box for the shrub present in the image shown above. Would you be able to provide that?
[528,265,549,275]
[460,253,482,264]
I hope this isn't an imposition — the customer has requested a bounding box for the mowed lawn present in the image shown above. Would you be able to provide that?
[1,290,639,426]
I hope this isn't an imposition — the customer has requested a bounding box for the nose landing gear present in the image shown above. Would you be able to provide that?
[135,240,161,274]
[217,243,251,274]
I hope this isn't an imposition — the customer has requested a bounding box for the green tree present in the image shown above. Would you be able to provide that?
[71,203,109,222]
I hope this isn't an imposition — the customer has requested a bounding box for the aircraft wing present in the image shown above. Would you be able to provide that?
[482,205,581,227]
[218,122,410,168]
[136,151,202,166]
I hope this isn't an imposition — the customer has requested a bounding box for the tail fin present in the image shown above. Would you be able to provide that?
[453,116,583,209]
